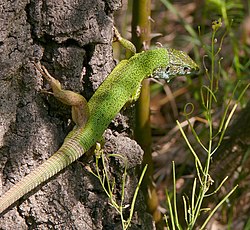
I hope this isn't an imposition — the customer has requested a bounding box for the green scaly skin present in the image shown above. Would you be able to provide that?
[0,45,198,215]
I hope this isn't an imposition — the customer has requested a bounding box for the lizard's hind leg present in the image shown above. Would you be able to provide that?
[33,62,90,128]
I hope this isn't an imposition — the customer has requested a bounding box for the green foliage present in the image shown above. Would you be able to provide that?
[161,0,249,105]
[162,17,249,229]
[88,143,147,230]
[204,0,245,27]
[116,1,250,228]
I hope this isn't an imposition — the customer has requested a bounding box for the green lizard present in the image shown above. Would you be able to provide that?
[0,27,198,215]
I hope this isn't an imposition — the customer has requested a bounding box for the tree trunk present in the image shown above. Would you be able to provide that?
[0,0,154,229]
[208,101,250,223]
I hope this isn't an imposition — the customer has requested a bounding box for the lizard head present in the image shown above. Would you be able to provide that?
[153,48,199,82]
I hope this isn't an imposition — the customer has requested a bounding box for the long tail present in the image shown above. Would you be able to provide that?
[0,138,85,214]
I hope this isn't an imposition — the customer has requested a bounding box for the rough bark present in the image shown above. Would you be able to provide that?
[0,0,154,229]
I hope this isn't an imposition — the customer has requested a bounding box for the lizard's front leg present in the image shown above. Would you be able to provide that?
[113,26,136,55]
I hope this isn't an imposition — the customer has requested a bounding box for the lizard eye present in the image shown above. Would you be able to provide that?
[183,66,190,73]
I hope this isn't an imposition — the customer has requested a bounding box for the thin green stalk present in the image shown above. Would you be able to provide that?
[213,82,250,154]
[183,103,208,153]
[191,178,197,217]
[132,0,163,223]
[172,162,182,230]
[92,149,148,230]
[166,188,175,230]
[200,185,238,230]
[176,120,203,172]
[204,176,228,197]
[188,20,224,229]
[182,196,188,224]
[125,165,148,229]
[189,140,213,228]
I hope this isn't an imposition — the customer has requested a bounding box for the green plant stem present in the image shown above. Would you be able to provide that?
[200,185,238,230]
[131,0,162,224]
[187,24,222,229]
